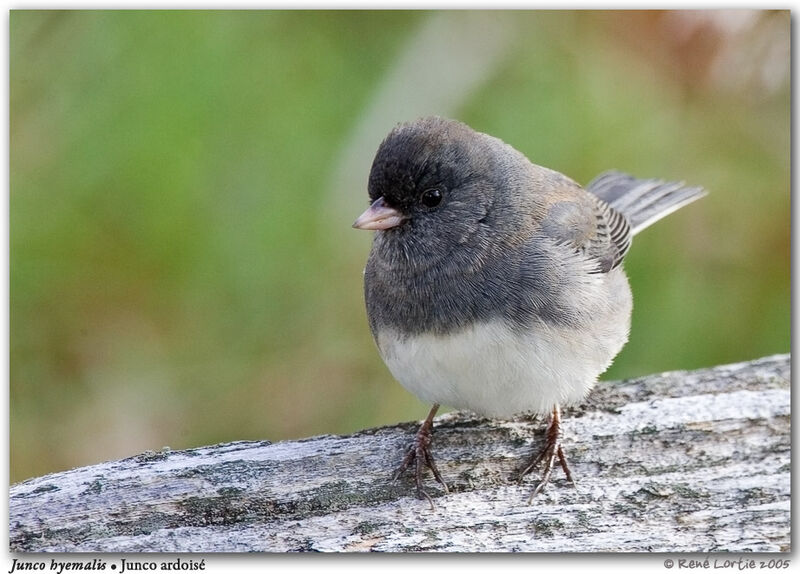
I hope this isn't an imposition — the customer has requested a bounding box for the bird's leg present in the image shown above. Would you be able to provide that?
[519,403,575,503]
[393,403,449,508]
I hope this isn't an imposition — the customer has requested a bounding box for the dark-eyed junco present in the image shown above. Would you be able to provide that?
[353,116,705,505]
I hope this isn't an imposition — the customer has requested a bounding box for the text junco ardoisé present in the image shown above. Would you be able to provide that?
[353,116,705,505]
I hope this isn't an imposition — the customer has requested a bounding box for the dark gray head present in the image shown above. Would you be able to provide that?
[353,117,607,335]
[353,117,536,270]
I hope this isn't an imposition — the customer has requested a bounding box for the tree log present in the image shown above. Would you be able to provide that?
[10,354,790,552]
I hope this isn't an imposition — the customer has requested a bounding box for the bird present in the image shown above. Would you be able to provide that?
[352,116,706,506]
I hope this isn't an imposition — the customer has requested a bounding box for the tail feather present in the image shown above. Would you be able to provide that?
[587,170,706,236]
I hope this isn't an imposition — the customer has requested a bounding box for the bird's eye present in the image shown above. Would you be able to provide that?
[420,188,443,208]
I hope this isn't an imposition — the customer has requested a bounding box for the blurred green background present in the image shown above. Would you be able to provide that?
[10,10,789,483]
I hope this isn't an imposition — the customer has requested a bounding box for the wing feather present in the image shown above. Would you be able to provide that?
[538,184,631,274]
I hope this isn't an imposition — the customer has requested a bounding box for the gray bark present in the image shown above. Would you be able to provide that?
[10,354,790,553]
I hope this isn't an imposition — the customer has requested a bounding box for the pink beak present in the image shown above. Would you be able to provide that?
[352,197,406,230]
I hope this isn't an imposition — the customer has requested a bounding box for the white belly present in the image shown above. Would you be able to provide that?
[375,315,630,418]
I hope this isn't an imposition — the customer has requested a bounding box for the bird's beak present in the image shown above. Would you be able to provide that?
[352,197,406,230]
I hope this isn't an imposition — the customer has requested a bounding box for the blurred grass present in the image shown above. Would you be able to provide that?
[10,10,789,483]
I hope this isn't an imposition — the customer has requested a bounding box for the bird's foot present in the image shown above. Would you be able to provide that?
[393,403,449,509]
[518,404,575,503]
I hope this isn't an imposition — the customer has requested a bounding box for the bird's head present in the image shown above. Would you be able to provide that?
[353,117,508,264]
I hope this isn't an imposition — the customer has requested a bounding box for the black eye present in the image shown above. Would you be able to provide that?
[420,188,442,208]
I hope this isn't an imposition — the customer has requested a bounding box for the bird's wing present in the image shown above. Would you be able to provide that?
[538,186,632,274]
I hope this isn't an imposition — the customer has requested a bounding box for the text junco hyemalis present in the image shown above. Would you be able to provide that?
[353,116,705,505]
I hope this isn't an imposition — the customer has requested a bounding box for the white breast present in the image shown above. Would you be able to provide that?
[374,272,633,418]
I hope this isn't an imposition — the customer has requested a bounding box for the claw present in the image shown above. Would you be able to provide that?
[393,404,448,509]
[518,403,575,503]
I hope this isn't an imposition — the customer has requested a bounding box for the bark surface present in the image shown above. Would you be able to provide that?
[10,354,790,552]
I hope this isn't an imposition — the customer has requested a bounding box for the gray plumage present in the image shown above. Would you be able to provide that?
[588,170,707,235]
[355,116,705,419]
